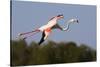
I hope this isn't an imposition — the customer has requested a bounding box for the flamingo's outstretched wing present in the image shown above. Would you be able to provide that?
[38,31,45,45]
[38,30,51,45]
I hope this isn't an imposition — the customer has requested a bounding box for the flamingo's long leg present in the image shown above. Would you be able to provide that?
[19,29,40,36]
[22,31,40,39]
[17,29,40,39]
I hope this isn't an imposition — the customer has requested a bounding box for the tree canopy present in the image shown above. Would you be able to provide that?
[10,40,96,66]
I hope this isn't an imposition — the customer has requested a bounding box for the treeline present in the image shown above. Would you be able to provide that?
[10,40,96,66]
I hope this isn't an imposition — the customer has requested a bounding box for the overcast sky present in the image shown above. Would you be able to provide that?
[11,1,96,49]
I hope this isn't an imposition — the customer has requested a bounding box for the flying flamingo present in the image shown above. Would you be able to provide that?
[18,14,79,45]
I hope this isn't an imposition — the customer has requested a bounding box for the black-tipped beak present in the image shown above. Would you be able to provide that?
[77,20,79,23]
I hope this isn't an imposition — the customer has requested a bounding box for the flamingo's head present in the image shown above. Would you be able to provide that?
[57,14,64,19]
[68,18,79,23]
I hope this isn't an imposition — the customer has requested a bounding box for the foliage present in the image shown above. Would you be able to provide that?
[10,40,96,66]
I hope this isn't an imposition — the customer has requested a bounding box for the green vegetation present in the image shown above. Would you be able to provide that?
[10,40,96,66]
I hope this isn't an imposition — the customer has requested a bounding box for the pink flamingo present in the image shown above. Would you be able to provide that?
[18,14,79,45]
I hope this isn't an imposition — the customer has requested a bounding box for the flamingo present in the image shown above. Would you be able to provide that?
[18,14,79,45]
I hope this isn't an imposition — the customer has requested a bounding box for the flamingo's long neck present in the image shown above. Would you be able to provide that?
[63,22,71,31]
